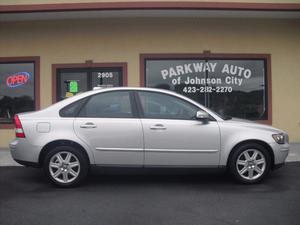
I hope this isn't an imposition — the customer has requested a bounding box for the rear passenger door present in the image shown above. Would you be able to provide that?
[73,90,144,166]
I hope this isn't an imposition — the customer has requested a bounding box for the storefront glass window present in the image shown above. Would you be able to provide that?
[145,58,268,121]
[146,60,206,105]
[208,60,266,120]
[0,62,35,124]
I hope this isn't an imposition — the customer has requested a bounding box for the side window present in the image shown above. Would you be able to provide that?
[59,98,87,117]
[78,91,133,118]
[138,91,198,120]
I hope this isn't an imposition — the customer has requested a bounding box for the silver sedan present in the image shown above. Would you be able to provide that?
[9,87,289,187]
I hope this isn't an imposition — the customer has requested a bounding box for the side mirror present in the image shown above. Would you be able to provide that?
[196,111,210,121]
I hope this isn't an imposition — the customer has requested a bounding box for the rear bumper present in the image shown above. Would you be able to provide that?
[9,139,42,166]
[15,159,40,168]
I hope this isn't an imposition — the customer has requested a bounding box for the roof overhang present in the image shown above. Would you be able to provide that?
[1,1,300,21]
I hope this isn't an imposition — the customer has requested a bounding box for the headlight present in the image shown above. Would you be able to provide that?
[272,133,286,144]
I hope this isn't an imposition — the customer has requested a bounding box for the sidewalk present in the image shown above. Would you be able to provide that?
[1,143,299,166]
[286,143,300,162]
[0,147,19,166]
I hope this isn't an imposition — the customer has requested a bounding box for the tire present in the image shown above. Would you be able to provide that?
[43,145,89,187]
[228,143,271,184]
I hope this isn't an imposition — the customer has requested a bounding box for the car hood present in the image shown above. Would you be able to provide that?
[223,117,285,134]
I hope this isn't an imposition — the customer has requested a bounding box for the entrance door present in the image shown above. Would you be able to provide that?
[91,69,123,88]
[56,66,124,102]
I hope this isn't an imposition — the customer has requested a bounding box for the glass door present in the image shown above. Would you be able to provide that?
[56,67,123,102]
[91,68,122,88]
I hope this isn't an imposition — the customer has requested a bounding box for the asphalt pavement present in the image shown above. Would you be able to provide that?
[0,162,300,225]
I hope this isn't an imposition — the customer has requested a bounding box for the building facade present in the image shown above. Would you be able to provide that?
[0,0,300,147]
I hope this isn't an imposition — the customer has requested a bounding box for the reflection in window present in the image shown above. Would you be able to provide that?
[145,58,268,121]
[0,63,35,124]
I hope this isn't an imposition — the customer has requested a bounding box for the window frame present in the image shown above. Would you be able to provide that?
[52,61,128,103]
[140,53,272,125]
[0,56,40,129]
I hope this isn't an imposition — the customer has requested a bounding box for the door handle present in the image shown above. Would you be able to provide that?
[80,122,97,128]
[150,124,166,130]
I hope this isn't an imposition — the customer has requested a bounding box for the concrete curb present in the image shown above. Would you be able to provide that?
[1,143,299,167]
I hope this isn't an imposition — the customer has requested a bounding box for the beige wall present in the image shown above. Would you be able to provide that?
[1,0,300,6]
[0,18,299,147]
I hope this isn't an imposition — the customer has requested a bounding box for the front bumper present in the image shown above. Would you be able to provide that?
[269,142,289,165]
[273,163,285,170]
[9,139,42,166]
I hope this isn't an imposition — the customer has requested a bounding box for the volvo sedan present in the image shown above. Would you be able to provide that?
[10,87,289,187]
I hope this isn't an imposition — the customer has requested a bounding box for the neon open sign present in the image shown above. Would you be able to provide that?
[6,72,31,88]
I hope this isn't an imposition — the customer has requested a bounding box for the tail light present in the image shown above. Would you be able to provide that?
[14,115,25,138]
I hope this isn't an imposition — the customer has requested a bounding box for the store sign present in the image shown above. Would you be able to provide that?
[97,72,114,79]
[160,62,252,93]
[6,72,31,88]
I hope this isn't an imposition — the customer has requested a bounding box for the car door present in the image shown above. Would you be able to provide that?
[74,90,144,166]
[136,91,220,166]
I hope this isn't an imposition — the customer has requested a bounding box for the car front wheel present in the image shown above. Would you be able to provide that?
[229,143,271,184]
[44,146,89,187]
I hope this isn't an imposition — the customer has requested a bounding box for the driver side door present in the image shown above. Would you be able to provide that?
[136,91,220,167]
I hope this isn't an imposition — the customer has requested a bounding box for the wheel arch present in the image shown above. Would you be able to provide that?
[226,139,275,169]
[39,139,91,167]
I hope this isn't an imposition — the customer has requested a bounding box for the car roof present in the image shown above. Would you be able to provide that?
[70,87,186,101]
[91,86,175,93]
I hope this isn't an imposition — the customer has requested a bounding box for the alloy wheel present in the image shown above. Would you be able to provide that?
[236,149,266,181]
[49,151,81,184]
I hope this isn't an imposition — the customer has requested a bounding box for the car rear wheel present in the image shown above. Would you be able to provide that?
[229,143,271,184]
[43,146,89,187]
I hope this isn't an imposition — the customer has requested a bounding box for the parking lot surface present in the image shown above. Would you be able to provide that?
[0,162,299,225]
